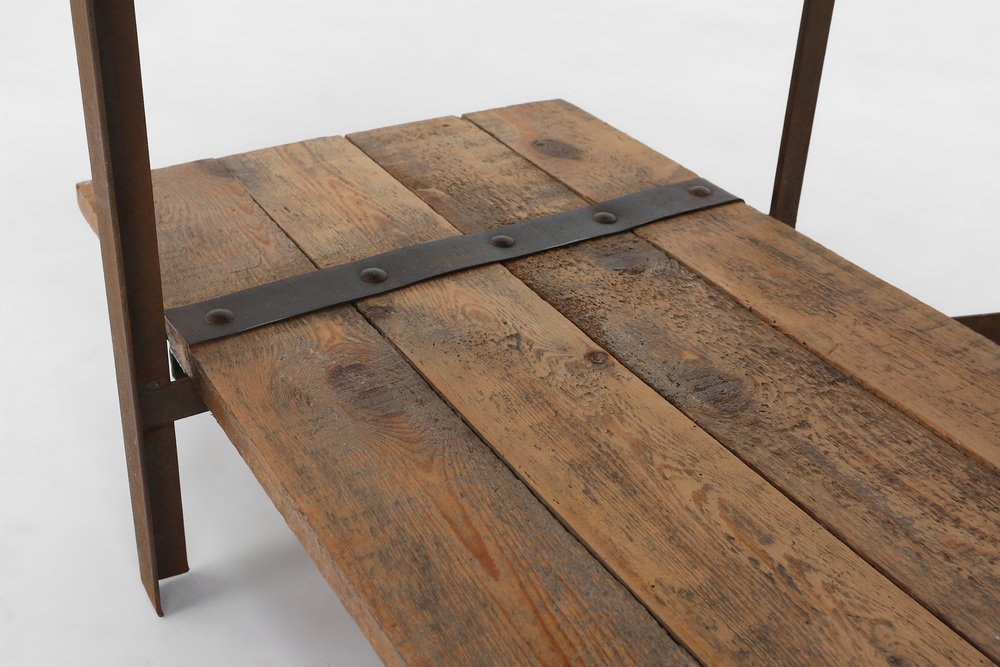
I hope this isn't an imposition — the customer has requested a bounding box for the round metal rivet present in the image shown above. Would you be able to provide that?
[688,185,712,197]
[490,234,515,248]
[592,211,617,224]
[204,308,234,326]
[360,267,388,284]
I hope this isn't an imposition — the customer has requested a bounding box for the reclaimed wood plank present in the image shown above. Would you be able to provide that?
[465,99,1000,473]
[223,133,988,665]
[78,164,696,666]
[358,111,1000,660]
[78,160,315,309]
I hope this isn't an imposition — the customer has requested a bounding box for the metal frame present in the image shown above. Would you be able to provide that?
[70,0,997,616]
[771,0,836,227]
[70,0,204,615]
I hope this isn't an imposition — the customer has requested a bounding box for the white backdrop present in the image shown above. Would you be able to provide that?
[1,1,997,665]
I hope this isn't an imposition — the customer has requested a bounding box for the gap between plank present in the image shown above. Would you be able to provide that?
[78,160,693,661]
[465,108,999,477]
[214,156,699,664]
[343,129,959,639]
[351,119,996,660]
[349,293,705,666]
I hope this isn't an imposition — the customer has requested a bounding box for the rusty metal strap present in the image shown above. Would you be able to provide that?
[167,178,740,344]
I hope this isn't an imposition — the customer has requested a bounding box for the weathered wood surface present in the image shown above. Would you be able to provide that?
[76,101,1000,665]
[466,99,1000,473]
[216,133,988,665]
[79,163,696,666]
[354,109,1000,659]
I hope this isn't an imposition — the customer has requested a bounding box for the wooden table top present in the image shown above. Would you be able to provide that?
[78,100,1000,666]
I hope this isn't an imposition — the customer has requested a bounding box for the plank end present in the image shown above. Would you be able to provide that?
[76,180,99,235]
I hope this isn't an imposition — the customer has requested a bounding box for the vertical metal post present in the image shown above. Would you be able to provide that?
[954,313,1000,345]
[770,0,835,227]
[70,0,188,615]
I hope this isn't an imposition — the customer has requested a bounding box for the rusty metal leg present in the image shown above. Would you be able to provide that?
[770,0,836,227]
[71,0,188,614]
[955,312,1000,345]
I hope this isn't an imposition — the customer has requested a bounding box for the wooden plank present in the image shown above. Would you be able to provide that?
[353,112,1000,660]
[79,161,695,666]
[465,99,1000,473]
[224,134,988,665]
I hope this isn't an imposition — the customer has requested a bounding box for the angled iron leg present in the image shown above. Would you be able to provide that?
[70,0,188,615]
[955,313,1000,345]
[771,0,836,227]
[771,2,998,337]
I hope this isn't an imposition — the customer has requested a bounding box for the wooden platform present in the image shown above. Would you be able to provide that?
[78,100,1000,666]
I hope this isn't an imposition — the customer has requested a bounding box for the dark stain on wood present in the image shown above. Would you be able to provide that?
[532,137,583,160]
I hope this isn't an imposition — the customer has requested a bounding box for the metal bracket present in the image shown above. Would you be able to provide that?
[139,376,208,430]
[167,178,740,344]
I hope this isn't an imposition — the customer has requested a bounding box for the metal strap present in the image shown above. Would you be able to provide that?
[167,178,740,344]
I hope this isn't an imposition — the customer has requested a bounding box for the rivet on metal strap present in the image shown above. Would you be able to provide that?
[204,308,234,326]
[490,234,516,248]
[360,267,388,284]
[167,178,741,344]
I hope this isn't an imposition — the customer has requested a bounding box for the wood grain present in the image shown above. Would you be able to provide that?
[221,133,988,665]
[80,159,694,666]
[466,99,1000,473]
[80,160,315,309]
[362,109,1000,659]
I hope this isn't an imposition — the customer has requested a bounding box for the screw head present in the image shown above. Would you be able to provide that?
[490,234,515,248]
[688,185,712,197]
[204,308,234,326]
[592,211,618,224]
[360,267,388,284]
